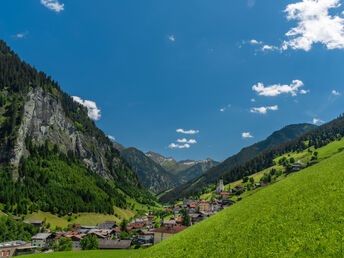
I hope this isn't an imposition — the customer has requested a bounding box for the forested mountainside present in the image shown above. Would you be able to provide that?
[160,123,316,203]
[0,40,155,216]
[119,147,177,194]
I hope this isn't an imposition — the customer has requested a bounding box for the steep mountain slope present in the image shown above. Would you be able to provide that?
[120,147,177,194]
[0,40,154,215]
[160,123,316,203]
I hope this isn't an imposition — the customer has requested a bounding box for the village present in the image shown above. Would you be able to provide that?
[0,175,283,257]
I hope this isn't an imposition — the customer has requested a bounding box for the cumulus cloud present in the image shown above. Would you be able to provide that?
[250,105,279,114]
[313,118,324,125]
[176,129,199,134]
[252,80,307,97]
[168,35,176,42]
[168,143,191,149]
[250,98,256,102]
[242,132,254,138]
[250,39,262,44]
[282,0,344,51]
[41,0,64,13]
[72,96,101,121]
[332,90,341,95]
[177,138,197,144]
[107,135,116,141]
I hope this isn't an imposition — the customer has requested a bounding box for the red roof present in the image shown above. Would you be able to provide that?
[130,223,145,229]
[176,218,183,223]
[154,225,188,234]
[127,226,133,231]
[64,231,80,237]
[189,204,196,208]
[166,208,173,212]
[220,192,230,195]
[114,227,121,233]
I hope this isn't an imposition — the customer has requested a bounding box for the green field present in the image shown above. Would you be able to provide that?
[25,139,344,257]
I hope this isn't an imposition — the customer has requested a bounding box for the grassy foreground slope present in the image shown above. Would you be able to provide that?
[142,149,344,257]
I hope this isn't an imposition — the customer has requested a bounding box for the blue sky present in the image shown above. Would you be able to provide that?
[1,0,343,161]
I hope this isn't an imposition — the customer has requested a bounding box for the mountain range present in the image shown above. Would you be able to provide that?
[113,146,218,194]
[159,123,316,203]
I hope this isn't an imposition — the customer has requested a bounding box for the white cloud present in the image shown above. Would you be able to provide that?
[72,96,101,121]
[250,105,279,114]
[176,129,199,134]
[242,132,254,138]
[262,45,280,51]
[313,118,324,125]
[250,98,256,102]
[108,135,116,141]
[300,89,310,94]
[16,33,25,39]
[252,80,307,97]
[177,138,197,144]
[168,35,176,42]
[219,104,231,112]
[168,143,191,149]
[41,0,64,13]
[332,90,341,95]
[250,39,262,44]
[282,0,344,51]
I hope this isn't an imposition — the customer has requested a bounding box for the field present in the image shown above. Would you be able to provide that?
[24,208,135,229]
[26,139,344,257]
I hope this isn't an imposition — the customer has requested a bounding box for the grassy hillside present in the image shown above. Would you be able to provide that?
[142,149,344,257]
[27,250,135,258]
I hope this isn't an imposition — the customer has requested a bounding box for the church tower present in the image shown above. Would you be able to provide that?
[216,179,225,194]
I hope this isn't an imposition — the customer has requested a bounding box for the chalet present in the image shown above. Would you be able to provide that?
[69,235,83,250]
[189,214,203,225]
[68,224,81,229]
[98,239,132,250]
[161,220,176,227]
[12,217,22,222]
[176,217,183,224]
[114,227,121,238]
[153,225,188,244]
[129,223,145,230]
[147,215,155,221]
[291,163,303,172]
[183,200,197,206]
[31,233,53,248]
[64,231,80,237]
[172,207,181,214]
[98,221,117,229]
[198,200,211,212]
[219,192,230,200]
[136,230,154,246]
[231,186,246,194]
[134,217,146,224]
[24,220,44,229]
[0,241,34,257]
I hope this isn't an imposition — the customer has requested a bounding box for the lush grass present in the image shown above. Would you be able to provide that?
[140,149,344,257]
[25,250,136,258]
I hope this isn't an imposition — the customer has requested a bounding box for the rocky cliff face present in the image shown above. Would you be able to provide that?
[10,87,114,179]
